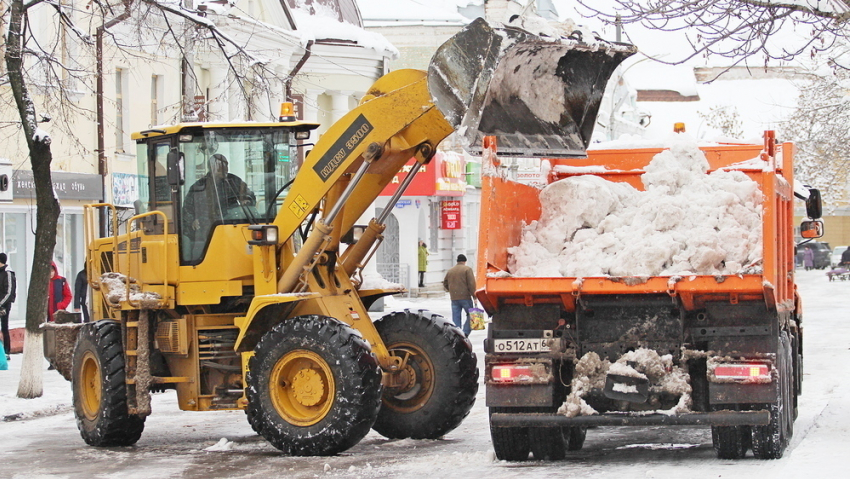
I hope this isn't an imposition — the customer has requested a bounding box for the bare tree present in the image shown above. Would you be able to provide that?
[4,0,61,398]
[781,68,850,211]
[2,0,301,398]
[576,1,850,67]
[698,105,744,139]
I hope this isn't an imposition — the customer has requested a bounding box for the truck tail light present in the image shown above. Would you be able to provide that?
[491,364,535,383]
[714,363,771,381]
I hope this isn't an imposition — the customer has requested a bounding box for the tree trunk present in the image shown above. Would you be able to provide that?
[5,0,61,399]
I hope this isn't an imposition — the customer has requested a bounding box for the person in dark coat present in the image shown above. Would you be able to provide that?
[443,254,476,336]
[74,264,90,322]
[840,248,850,267]
[0,252,16,360]
[48,261,72,321]
[182,154,254,261]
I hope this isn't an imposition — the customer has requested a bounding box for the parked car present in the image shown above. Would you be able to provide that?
[831,246,849,268]
[796,241,831,269]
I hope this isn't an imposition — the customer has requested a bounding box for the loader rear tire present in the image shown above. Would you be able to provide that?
[72,321,145,446]
[246,316,382,456]
[371,310,478,439]
[489,408,530,461]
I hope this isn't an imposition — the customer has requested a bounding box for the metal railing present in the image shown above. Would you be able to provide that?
[376,263,411,297]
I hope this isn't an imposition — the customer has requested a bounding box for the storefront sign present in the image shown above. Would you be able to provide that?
[13,170,102,200]
[441,200,461,229]
[395,199,412,208]
[380,151,467,197]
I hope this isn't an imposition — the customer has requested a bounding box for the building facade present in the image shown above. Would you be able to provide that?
[0,0,395,329]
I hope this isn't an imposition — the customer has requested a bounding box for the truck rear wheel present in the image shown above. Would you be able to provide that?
[72,321,145,446]
[489,408,530,461]
[711,425,750,459]
[371,310,478,439]
[246,316,382,456]
[529,427,568,460]
[751,332,794,459]
[566,426,587,451]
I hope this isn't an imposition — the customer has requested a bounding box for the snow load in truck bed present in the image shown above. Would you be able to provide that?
[508,138,763,277]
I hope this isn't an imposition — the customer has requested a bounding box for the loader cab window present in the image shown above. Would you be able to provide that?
[178,127,299,264]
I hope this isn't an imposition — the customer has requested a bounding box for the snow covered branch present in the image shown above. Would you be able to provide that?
[576,0,850,65]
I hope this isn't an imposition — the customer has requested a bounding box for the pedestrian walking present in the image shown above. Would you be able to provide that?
[803,247,814,271]
[443,254,476,336]
[0,252,16,361]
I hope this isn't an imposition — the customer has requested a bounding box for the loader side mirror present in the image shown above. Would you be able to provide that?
[800,220,823,239]
[167,149,184,186]
[806,188,822,219]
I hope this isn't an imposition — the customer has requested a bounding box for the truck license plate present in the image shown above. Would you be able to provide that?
[493,338,551,352]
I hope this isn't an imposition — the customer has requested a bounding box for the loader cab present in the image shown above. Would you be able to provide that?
[132,120,319,265]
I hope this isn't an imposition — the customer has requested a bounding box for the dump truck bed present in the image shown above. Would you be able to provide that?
[476,138,797,314]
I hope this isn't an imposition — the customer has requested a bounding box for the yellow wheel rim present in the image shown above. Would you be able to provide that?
[80,351,102,420]
[269,350,335,426]
[384,342,435,413]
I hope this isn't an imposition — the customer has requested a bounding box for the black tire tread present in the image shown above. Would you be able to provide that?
[371,309,478,439]
[712,425,748,459]
[489,407,530,461]
[246,316,382,456]
[72,320,145,447]
[529,427,567,460]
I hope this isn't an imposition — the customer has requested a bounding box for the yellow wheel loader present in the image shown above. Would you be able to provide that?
[47,18,636,455]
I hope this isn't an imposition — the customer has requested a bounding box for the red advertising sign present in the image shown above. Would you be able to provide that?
[379,151,466,197]
[441,200,462,229]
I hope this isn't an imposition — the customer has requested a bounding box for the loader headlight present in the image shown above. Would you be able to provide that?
[248,225,278,246]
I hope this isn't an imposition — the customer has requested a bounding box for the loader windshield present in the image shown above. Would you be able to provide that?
[178,127,299,263]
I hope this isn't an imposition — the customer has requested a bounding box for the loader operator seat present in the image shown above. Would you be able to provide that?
[181,153,255,263]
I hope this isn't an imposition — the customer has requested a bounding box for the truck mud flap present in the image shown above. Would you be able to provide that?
[490,410,771,427]
[428,17,636,158]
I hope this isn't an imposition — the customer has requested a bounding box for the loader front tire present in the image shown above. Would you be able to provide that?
[371,310,478,439]
[72,321,145,446]
[246,316,382,456]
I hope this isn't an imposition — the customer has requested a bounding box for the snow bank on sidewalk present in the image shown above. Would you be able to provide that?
[0,356,72,421]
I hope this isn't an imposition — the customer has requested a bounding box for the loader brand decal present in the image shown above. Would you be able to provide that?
[312,114,373,181]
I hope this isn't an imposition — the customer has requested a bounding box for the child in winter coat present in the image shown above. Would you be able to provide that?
[48,262,72,321]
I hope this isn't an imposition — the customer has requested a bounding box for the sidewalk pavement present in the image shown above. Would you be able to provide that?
[0,353,73,422]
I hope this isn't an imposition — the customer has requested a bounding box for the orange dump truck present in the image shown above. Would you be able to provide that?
[477,132,823,461]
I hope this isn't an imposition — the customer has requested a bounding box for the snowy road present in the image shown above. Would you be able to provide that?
[0,269,847,478]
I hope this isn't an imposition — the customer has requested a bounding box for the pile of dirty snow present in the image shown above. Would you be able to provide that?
[508,138,763,277]
[557,348,691,417]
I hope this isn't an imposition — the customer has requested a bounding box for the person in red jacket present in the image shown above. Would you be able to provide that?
[47,262,72,321]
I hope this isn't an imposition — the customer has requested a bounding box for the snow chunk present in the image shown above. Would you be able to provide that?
[509,138,764,277]
[204,438,234,451]
[98,272,162,308]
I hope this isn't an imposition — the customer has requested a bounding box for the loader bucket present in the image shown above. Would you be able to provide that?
[428,17,637,157]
